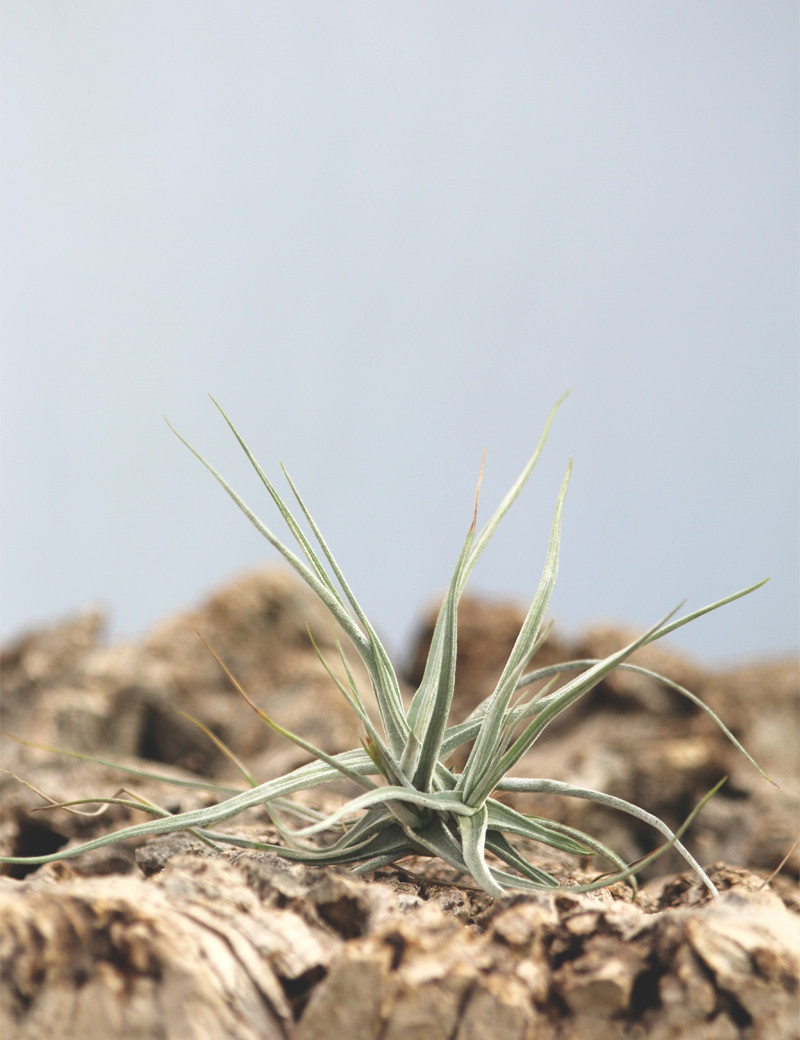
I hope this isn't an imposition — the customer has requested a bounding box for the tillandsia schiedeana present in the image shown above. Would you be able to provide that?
[0,394,771,897]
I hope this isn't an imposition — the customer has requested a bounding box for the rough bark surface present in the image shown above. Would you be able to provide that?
[2,567,798,1039]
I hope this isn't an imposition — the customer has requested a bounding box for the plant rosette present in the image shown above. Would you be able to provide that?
[0,394,771,898]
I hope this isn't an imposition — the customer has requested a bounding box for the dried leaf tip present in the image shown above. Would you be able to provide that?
[471,450,487,532]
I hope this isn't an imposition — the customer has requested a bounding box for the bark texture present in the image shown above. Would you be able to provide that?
[2,854,798,1040]
[2,567,798,1038]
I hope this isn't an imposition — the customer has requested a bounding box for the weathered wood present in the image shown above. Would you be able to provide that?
[2,852,798,1040]
[2,569,798,1039]
[1,854,340,1040]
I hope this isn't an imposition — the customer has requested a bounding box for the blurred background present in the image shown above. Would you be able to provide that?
[1,3,797,666]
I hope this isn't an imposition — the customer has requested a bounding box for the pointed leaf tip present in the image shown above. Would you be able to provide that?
[471,450,487,531]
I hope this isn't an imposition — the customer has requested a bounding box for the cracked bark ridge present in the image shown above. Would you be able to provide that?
[1,568,799,1038]
[2,852,799,1040]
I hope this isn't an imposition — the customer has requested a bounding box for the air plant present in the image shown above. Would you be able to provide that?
[0,395,768,897]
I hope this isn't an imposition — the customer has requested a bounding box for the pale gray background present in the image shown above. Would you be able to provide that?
[2,3,797,667]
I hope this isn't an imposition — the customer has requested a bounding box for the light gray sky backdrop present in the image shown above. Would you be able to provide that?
[2,3,798,667]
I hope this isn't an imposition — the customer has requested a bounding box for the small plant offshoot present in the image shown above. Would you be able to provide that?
[0,395,770,897]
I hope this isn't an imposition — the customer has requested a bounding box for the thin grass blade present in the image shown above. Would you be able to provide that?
[458,805,503,897]
[410,522,476,792]
[165,416,372,658]
[279,461,409,753]
[407,394,569,734]
[458,462,570,804]
[496,775,719,892]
